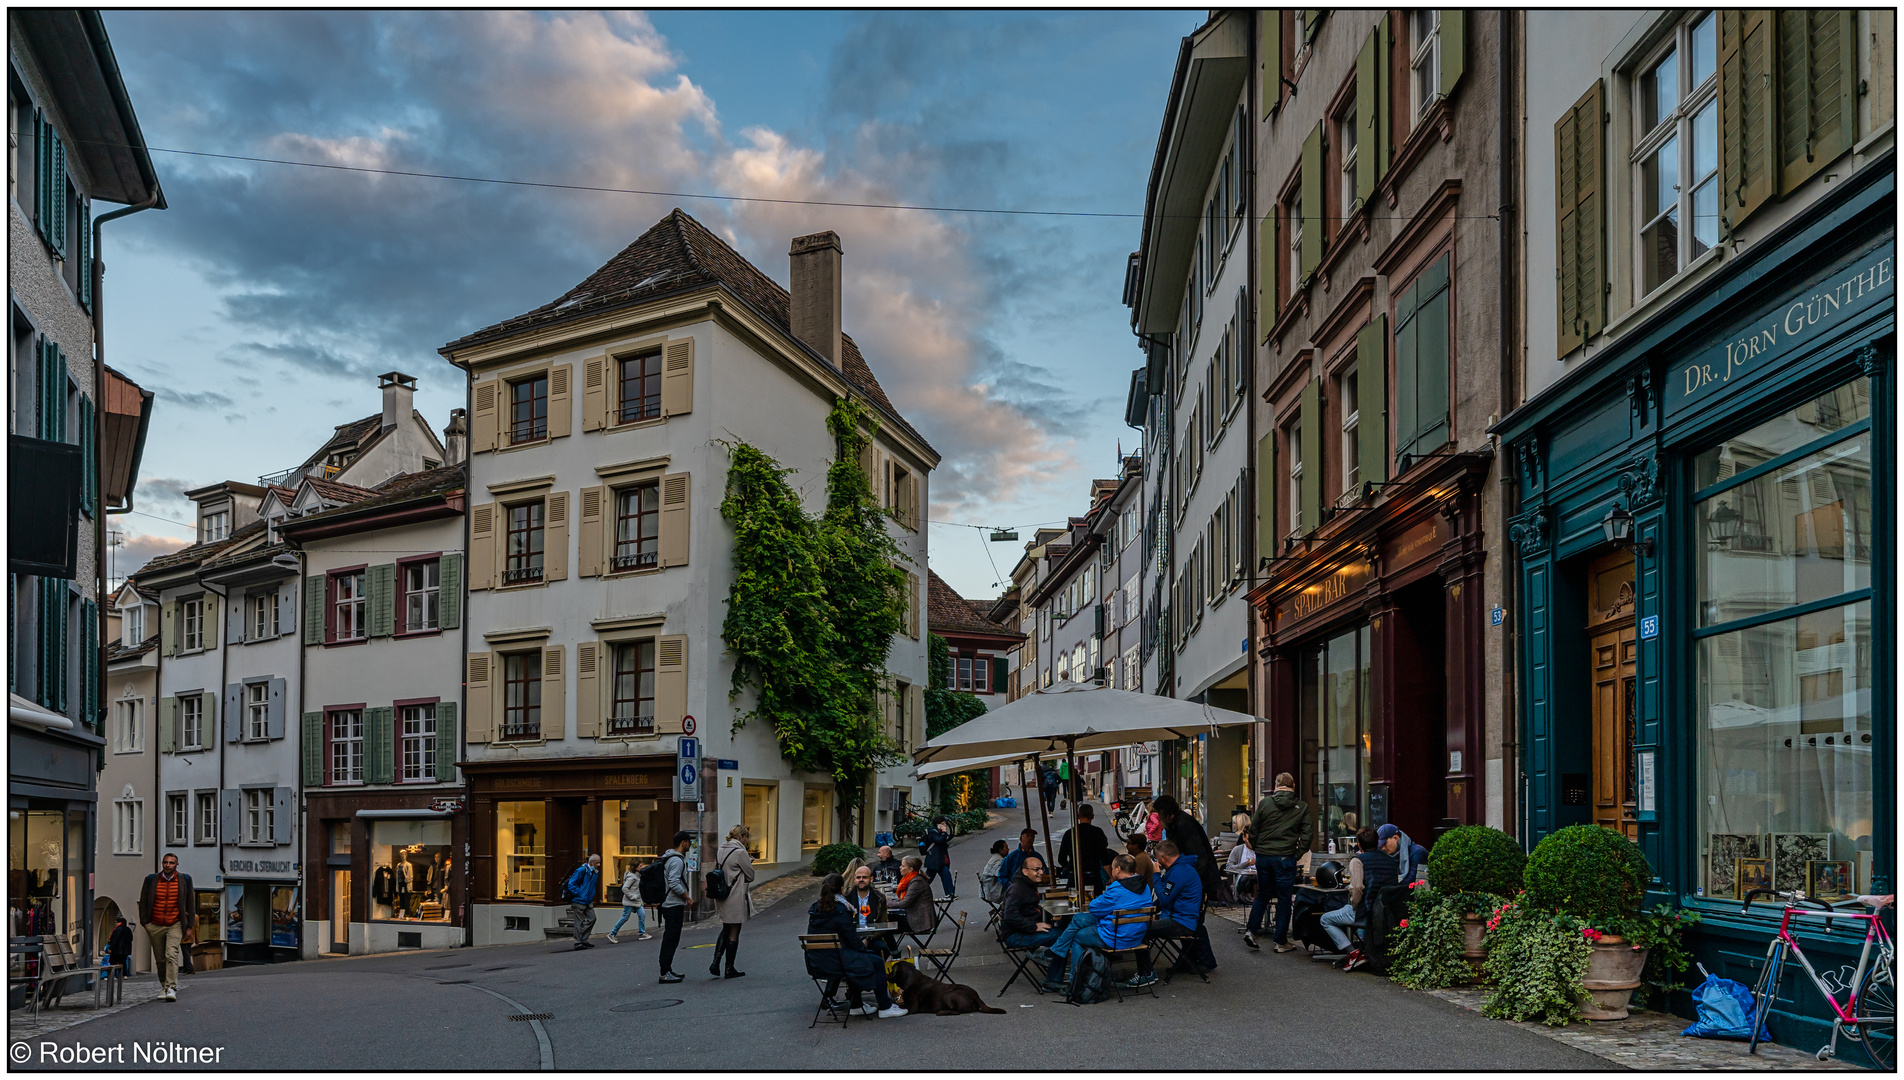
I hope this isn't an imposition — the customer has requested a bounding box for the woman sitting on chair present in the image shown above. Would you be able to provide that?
[805,873,906,1018]
[894,855,936,935]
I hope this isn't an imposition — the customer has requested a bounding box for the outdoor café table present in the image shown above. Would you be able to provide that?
[856,921,904,952]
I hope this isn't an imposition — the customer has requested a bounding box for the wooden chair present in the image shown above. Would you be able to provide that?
[913,911,966,982]
[1094,908,1158,1002]
[798,935,850,1029]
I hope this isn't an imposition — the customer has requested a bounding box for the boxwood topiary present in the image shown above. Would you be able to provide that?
[1427,825,1527,899]
[810,842,868,877]
[1521,824,1650,921]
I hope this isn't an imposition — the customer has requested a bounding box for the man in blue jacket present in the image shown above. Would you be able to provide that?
[1153,841,1216,972]
[1041,855,1151,990]
[564,854,602,950]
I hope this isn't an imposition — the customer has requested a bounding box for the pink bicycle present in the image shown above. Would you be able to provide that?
[1741,889,1894,1067]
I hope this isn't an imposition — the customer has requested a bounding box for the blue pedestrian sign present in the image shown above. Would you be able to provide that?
[1640,614,1660,640]
[680,762,698,787]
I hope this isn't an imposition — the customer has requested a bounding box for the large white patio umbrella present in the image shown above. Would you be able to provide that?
[914,681,1263,877]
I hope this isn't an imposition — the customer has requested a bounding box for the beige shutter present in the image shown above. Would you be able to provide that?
[907,470,920,531]
[1300,121,1324,273]
[582,356,606,432]
[1356,25,1381,206]
[1721,12,1778,229]
[907,683,925,750]
[653,635,688,734]
[575,642,600,739]
[1776,10,1857,196]
[541,645,565,741]
[578,486,605,577]
[469,503,496,590]
[471,380,498,453]
[547,364,572,439]
[1261,9,1282,115]
[1438,9,1465,96]
[543,492,569,581]
[1256,432,1277,561]
[661,338,694,418]
[466,653,492,744]
[907,571,921,639]
[1258,213,1277,340]
[161,600,176,656]
[859,437,875,488]
[1357,315,1388,488]
[659,473,691,568]
[1299,377,1323,534]
[1555,79,1606,358]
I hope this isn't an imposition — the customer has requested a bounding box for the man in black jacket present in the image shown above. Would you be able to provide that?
[997,856,1060,950]
[1057,805,1113,889]
[919,817,955,898]
[1245,772,1311,952]
[1153,795,1216,902]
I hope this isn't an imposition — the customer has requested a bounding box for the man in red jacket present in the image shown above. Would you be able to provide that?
[137,853,197,1001]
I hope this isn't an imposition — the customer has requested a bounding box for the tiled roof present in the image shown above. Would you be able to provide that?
[298,414,381,470]
[927,570,1021,639]
[107,633,159,663]
[300,464,465,523]
[128,525,251,579]
[442,208,931,453]
[304,476,380,504]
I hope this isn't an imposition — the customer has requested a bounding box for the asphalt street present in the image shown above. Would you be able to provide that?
[12,804,1611,1071]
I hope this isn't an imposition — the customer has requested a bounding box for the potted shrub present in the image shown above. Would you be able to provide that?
[1426,825,1526,973]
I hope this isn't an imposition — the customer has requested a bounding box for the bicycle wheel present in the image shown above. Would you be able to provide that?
[1851,948,1895,1070]
[1749,939,1783,1055]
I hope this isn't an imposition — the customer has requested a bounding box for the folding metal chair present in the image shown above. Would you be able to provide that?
[1095,908,1158,1002]
[914,911,966,982]
[903,900,943,955]
[995,926,1049,997]
[1149,916,1211,984]
[799,935,850,1029]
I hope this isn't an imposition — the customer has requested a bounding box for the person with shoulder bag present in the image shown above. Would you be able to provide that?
[608,859,652,943]
[707,825,756,979]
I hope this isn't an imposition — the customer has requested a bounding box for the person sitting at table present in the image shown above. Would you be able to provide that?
[873,845,903,880]
[1057,804,1113,890]
[840,857,866,887]
[1225,833,1258,903]
[894,855,936,935]
[999,829,1040,885]
[1152,840,1216,972]
[998,854,1062,951]
[979,840,1009,904]
[1125,835,1155,888]
[1377,823,1429,884]
[806,873,907,1018]
[1320,826,1396,972]
[1152,795,1217,904]
[846,865,890,945]
[1040,854,1153,991]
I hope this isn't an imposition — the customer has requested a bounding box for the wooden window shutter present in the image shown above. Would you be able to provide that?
[301,712,324,786]
[204,592,219,649]
[469,503,497,591]
[77,197,91,312]
[1438,10,1465,97]
[161,697,177,753]
[541,645,566,740]
[578,486,605,577]
[546,364,573,439]
[162,599,177,656]
[368,707,395,784]
[1720,12,1777,229]
[1356,26,1381,205]
[1299,377,1323,534]
[1554,79,1606,358]
[659,473,691,568]
[1255,432,1277,560]
[267,678,287,740]
[1302,10,1322,43]
[50,134,66,256]
[434,703,458,782]
[907,683,925,749]
[1300,121,1324,275]
[858,436,875,487]
[907,470,920,532]
[471,381,499,453]
[653,635,688,734]
[582,355,607,432]
[1259,213,1277,340]
[438,553,462,629]
[368,563,397,637]
[1261,10,1283,115]
[1374,13,1393,178]
[908,572,921,639]
[226,593,244,646]
[544,492,570,581]
[661,338,694,418]
[575,642,600,739]
[466,653,493,744]
[1776,11,1857,196]
[1356,315,1388,488]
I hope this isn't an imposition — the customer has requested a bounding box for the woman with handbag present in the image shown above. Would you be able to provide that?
[708,825,756,979]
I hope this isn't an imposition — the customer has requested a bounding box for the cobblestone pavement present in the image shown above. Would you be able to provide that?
[8,974,167,1041]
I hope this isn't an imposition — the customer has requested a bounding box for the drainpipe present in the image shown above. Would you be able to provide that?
[1495,9,1523,839]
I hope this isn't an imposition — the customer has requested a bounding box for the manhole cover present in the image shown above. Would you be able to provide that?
[508,1013,554,1022]
[426,962,470,970]
[610,999,684,1013]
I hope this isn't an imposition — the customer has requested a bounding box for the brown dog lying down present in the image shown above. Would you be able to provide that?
[889,959,1006,1016]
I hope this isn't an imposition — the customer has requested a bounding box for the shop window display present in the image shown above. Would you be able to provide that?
[802,787,832,852]
[1302,625,1372,848]
[603,799,663,901]
[743,784,776,862]
[8,810,66,940]
[496,801,546,900]
[1696,378,1876,899]
[371,820,452,921]
[193,891,221,944]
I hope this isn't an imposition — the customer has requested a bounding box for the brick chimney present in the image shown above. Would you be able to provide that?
[378,371,416,431]
[788,231,843,368]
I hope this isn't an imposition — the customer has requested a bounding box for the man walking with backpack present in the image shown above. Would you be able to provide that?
[652,831,694,983]
[564,854,602,950]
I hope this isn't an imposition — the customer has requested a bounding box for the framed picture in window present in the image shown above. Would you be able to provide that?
[1770,833,1831,893]
[1807,861,1853,901]
[1705,833,1763,899]
[1735,857,1772,897]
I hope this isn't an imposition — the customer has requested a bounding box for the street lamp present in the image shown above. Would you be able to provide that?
[1601,504,1653,556]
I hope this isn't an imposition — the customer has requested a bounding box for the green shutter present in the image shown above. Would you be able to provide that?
[1375,13,1392,179]
[1721,12,1777,232]
[303,574,325,645]
[1555,79,1605,358]
[1357,315,1388,488]
[1356,26,1381,206]
[369,706,395,784]
[1299,378,1322,534]
[35,108,49,239]
[434,703,458,783]
[77,198,92,311]
[1302,10,1322,43]
[302,712,324,786]
[1256,432,1278,559]
[1300,121,1323,278]
[1395,277,1421,464]
[1776,10,1857,195]
[50,133,66,257]
[1258,213,1278,339]
[1261,10,1283,115]
[161,698,177,754]
[368,563,396,638]
[1438,10,1466,97]
[52,583,68,714]
[438,554,461,630]
[1415,259,1452,456]
[78,394,93,517]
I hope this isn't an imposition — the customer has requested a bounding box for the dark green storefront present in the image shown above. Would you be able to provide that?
[1498,155,1893,1059]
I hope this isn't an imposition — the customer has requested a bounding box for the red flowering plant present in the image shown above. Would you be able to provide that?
[1387,882,1505,991]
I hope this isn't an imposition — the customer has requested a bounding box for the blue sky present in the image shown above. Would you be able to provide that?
[100,10,1195,599]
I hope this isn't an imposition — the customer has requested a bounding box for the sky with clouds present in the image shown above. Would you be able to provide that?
[100,9,1198,599]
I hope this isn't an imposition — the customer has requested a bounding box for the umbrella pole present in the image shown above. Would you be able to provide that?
[1036,755,1056,868]
[1020,756,1036,838]
[1066,736,1084,901]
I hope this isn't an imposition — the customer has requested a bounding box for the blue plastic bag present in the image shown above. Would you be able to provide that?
[1680,973,1767,1040]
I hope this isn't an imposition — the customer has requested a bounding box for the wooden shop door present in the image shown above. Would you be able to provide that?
[1585,550,1638,841]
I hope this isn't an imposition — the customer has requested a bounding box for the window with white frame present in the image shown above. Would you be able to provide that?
[404,559,440,631]
[180,694,204,749]
[1633,11,1717,299]
[245,789,272,844]
[1410,10,1441,120]
[401,704,436,781]
[122,604,144,645]
[330,709,364,785]
[333,570,366,640]
[1341,369,1361,494]
[249,592,272,639]
[202,510,230,543]
[1073,643,1087,680]
[115,798,144,854]
[245,682,269,740]
[167,794,187,846]
[1287,418,1304,540]
[1340,105,1359,214]
[182,597,204,652]
[1056,650,1070,683]
[195,792,216,844]
[1288,185,1304,291]
[114,698,143,752]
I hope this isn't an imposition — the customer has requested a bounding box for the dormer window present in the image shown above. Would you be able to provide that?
[202,509,230,543]
[123,604,145,645]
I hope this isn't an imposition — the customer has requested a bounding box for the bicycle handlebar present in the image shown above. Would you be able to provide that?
[1741,888,1835,914]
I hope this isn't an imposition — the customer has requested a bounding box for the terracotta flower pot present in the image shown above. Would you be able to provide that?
[1577,935,1648,1020]
[1461,915,1488,976]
